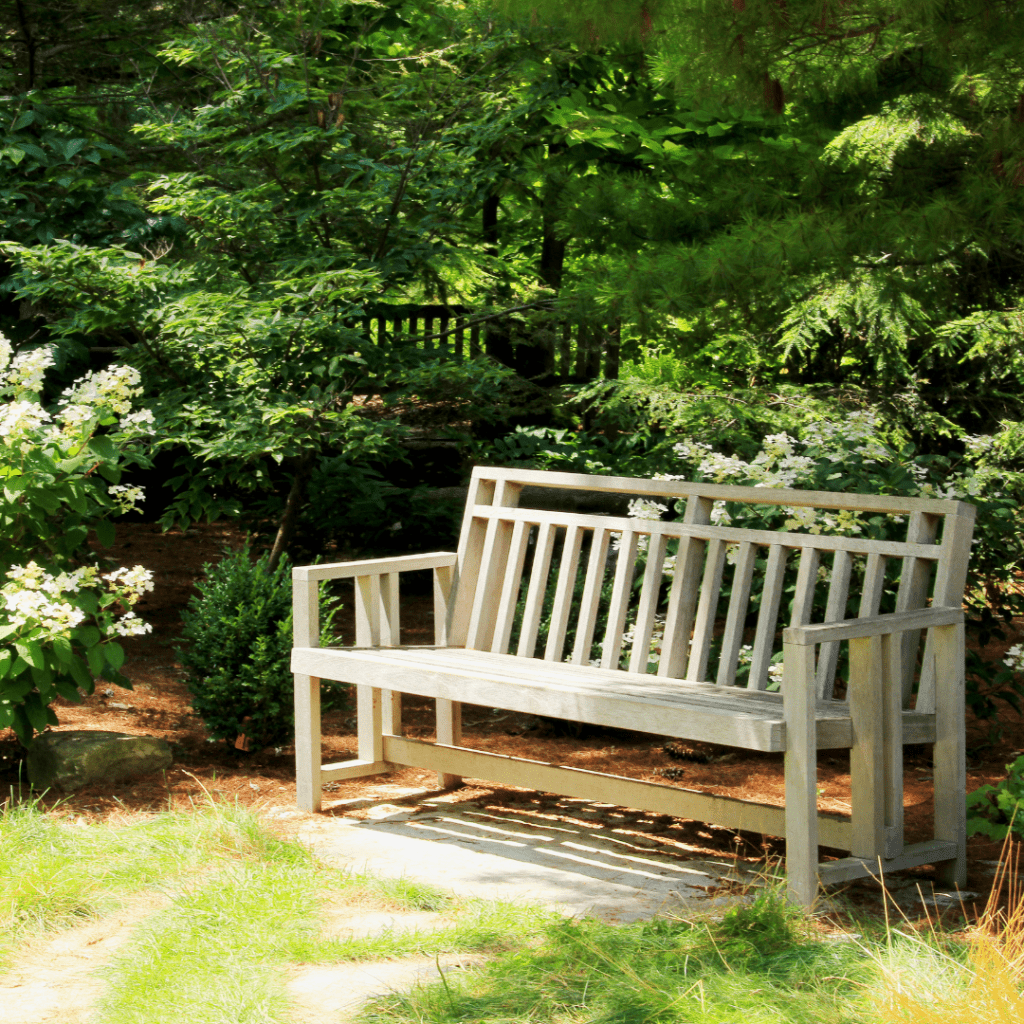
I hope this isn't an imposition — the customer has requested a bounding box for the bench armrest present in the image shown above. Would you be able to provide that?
[783,605,963,647]
[293,552,458,648]
[292,552,457,582]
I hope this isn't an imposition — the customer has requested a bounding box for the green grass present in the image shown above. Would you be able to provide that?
[0,797,1009,1024]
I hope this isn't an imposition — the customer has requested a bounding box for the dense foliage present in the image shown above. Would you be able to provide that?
[0,336,154,742]
[177,544,345,750]
[2,0,1024,738]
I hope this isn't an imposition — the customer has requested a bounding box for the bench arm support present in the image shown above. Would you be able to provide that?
[293,551,458,649]
[782,605,963,647]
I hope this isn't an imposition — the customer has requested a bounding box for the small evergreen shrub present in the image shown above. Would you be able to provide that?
[178,544,345,750]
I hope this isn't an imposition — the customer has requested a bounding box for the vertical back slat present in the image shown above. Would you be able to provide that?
[894,512,940,705]
[572,527,611,665]
[629,533,669,674]
[815,550,853,699]
[918,505,975,714]
[544,525,584,661]
[518,522,556,657]
[748,544,789,690]
[716,541,757,686]
[600,530,640,669]
[465,517,513,650]
[491,520,531,654]
[859,552,887,618]
[685,538,727,682]
[658,495,713,678]
[355,574,380,646]
[789,547,820,629]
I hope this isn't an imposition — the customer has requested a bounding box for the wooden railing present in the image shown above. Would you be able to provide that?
[359,304,620,380]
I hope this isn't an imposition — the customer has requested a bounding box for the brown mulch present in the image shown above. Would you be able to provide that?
[2,520,1022,919]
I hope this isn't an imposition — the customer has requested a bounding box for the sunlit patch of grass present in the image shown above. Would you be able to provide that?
[870,842,1024,1024]
[0,791,285,972]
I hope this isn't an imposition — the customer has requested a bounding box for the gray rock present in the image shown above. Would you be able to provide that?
[27,730,172,792]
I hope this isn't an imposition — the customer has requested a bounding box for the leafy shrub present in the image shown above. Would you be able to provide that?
[966,756,1024,840]
[178,544,346,751]
[0,336,155,744]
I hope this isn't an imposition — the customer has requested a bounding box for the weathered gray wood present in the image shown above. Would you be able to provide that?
[601,530,640,669]
[470,465,969,516]
[659,496,712,678]
[933,622,967,888]
[491,519,530,654]
[849,635,886,859]
[472,503,943,562]
[518,522,556,658]
[717,541,757,686]
[816,550,853,700]
[749,545,789,691]
[785,606,963,646]
[630,533,670,675]
[894,512,940,705]
[382,734,853,849]
[818,840,959,886]
[686,537,726,682]
[783,641,819,906]
[466,517,514,651]
[573,527,611,666]
[544,525,584,662]
[293,465,973,899]
[293,551,457,582]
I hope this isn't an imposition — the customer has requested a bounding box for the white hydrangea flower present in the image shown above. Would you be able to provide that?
[59,365,143,420]
[112,611,152,637]
[962,434,994,459]
[1005,645,1024,671]
[108,484,145,514]
[0,332,12,373]
[118,408,155,433]
[103,564,155,601]
[0,400,51,439]
[627,498,667,521]
[6,346,55,392]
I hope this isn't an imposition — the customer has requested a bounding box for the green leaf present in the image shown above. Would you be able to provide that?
[105,642,125,672]
[68,656,92,687]
[75,625,102,648]
[89,436,117,461]
[94,519,116,548]
[14,641,44,670]
[52,635,72,666]
[12,111,35,130]
[87,646,105,677]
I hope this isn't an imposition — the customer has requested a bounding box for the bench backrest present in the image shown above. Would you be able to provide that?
[448,467,975,712]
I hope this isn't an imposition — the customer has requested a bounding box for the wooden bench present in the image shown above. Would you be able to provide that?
[292,466,974,906]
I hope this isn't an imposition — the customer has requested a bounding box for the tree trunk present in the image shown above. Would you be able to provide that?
[267,449,316,572]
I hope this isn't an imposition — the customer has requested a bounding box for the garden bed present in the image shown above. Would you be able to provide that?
[1,521,1021,913]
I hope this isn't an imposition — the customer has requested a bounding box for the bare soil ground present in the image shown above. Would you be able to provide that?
[2,520,1021,910]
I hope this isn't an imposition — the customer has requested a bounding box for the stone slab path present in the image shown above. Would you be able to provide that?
[289,790,753,923]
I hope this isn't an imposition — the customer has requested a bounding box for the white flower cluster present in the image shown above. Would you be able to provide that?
[627,498,668,521]
[112,611,152,637]
[3,560,154,642]
[59,365,144,427]
[618,615,666,667]
[108,484,146,514]
[0,400,54,440]
[6,347,55,392]
[103,565,155,605]
[782,505,863,536]
[2,562,103,635]
[674,435,816,489]
[118,408,156,434]
[1004,645,1024,672]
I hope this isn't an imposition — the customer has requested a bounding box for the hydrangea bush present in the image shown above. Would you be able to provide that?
[0,334,154,743]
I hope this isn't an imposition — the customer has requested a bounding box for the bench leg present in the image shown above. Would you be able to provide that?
[295,673,322,812]
[933,622,967,888]
[436,698,463,789]
[784,642,819,907]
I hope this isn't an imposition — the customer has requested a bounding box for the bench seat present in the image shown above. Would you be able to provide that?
[292,645,937,752]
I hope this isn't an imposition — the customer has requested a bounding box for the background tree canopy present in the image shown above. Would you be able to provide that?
[2,0,1024,552]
